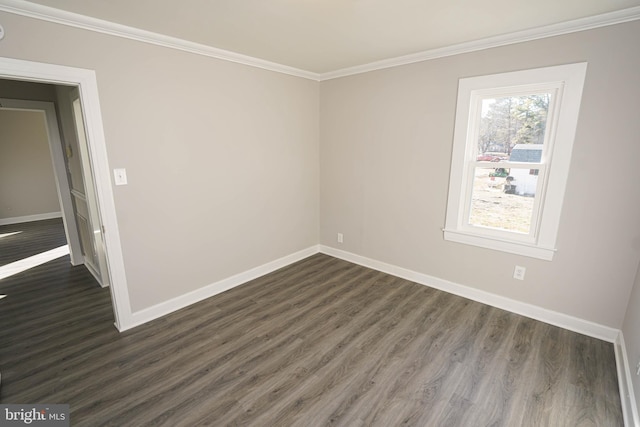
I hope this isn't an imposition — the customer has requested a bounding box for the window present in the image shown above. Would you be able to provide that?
[444,63,587,260]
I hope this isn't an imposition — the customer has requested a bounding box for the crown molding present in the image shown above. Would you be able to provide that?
[318,6,640,81]
[0,0,639,82]
[0,0,321,81]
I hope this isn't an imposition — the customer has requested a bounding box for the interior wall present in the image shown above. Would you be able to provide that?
[0,79,60,222]
[0,11,320,312]
[0,79,56,101]
[320,20,640,328]
[0,109,60,220]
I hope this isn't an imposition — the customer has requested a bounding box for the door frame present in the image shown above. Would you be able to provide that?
[0,57,132,331]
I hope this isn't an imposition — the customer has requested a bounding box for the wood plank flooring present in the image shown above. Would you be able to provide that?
[0,218,68,266]
[0,220,623,426]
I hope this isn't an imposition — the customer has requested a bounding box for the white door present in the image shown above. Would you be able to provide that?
[68,88,110,288]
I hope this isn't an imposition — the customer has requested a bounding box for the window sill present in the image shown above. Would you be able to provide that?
[443,229,556,261]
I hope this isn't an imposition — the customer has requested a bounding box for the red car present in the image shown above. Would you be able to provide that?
[476,154,503,162]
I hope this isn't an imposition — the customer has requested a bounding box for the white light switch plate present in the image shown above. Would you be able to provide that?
[113,168,128,185]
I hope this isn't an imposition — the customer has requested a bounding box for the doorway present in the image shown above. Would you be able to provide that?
[1,94,110,288]
[0,97,83,262]
[0,57,132,331]
[0,103,75,283]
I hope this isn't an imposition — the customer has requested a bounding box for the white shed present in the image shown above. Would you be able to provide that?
[508,144,543,196]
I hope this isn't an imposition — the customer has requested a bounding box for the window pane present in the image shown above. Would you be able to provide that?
[478,94,550,158]
[468,167,538,234]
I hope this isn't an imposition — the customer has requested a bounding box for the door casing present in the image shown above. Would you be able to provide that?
[0,57,132,331]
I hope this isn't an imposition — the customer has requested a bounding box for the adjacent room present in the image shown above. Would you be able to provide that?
[1,1,640,425]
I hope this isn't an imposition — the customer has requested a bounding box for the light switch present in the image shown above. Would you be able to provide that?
[114,168,128,186]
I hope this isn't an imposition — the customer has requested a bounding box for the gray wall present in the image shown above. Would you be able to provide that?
[0,109,60,220]
[0,11,320,312]
[0,79,56,101]
[320,20,640,329]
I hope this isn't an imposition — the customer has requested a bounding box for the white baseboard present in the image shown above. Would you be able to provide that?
[616,332,640,427]
[126,243,621,341]
[319,245,619,343]
[124,245,320,331]
[0,211,62,225]
[119,242,634,422]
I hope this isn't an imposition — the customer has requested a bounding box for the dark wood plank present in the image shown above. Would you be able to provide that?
[0,220,624,426]
[0,218,67,266]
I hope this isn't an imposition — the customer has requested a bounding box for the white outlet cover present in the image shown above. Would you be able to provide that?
[113,168,128,185]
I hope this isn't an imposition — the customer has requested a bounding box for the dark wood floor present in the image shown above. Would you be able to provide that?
[0,221,623,426]
[0,218,68,266]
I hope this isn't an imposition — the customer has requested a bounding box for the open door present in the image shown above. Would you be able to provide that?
[66,88,110,288]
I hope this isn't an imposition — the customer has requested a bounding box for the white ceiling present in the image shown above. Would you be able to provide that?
[16,0,640,74]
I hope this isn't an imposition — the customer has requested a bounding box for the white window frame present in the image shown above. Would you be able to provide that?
[443,63,587,260]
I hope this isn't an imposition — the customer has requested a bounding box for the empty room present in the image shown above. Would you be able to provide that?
[1,0,640,425]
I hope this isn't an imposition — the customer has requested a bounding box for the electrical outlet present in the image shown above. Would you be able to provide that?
[513,265,526,280]
[113,168,128,185]
[337,233,343,244]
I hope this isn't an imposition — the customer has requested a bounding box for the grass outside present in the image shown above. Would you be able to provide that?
[468,168,534,234]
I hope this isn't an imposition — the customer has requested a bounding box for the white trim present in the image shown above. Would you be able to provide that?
[319,245,619,342]
[443,229,556,261]
[0,0,319,81]
[0,0,638,82]
[125,245,319,332]
[444,63,587,261]
[70,189,86,201]
[319,7,640,80]
[0,57,133,331]
[617,332,640,427]
[0,211,62,225]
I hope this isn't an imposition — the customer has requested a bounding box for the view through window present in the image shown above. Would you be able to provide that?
[468,93,550,234]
